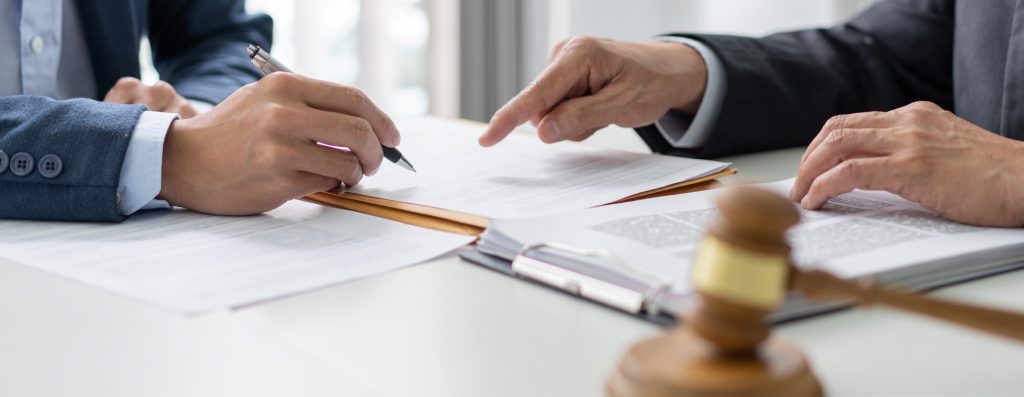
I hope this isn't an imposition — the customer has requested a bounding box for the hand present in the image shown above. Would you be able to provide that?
[158,72,401,216]
[479,36,708,147]
[790,101,1024,227]
[104,77,199,118]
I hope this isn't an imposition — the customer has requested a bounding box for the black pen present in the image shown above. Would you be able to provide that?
[246,44,416,172]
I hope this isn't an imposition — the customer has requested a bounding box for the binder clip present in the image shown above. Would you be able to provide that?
[511,242,673,316]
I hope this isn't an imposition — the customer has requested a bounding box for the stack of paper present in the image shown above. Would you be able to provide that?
[468,179,1024,321]
[0,201,474,313]
[307,117,734,235]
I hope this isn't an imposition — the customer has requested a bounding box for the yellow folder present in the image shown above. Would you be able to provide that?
[305,167,736,236]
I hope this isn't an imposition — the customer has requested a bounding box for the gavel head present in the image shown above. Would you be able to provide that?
[689,186,801,354]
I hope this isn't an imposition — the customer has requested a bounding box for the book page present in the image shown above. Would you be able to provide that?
[348,118,729,219]
[0,201,474,313]
[486,180,1024,292]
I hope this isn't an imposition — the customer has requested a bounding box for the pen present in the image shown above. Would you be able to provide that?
[246,44,416,172]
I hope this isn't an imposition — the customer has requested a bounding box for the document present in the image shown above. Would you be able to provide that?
[0,201,474,313]
[479,179,1024,295]
[348,118,730,219]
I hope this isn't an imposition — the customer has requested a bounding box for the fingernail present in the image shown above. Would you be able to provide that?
[545,121,563,141]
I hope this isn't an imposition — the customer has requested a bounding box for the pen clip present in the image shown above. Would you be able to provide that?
[247,44,278,76]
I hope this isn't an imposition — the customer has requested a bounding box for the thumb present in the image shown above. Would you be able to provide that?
[536,90,622,143]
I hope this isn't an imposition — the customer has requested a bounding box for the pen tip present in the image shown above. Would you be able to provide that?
[397,159,416,172]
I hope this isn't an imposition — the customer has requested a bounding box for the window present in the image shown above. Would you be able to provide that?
[247,0,437,118]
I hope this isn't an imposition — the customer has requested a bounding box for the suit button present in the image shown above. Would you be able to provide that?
[38,154,63,178]
[10,152,33,176]
[0,150,8,174]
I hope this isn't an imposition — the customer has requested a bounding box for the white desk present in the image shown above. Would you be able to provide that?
[2,128,1023,397]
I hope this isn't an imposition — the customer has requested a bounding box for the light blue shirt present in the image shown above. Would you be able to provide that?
[654,37,727,150]
[0,0,174,215]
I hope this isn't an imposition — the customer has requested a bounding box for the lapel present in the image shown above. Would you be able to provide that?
[1000,0,1024,139]
[73,0,144,97]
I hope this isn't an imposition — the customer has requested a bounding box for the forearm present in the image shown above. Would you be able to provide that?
[638,37,726,157]
[0,97,146,221]
[149,0,273,104]
[671,31,911,158]
[649,0,954,158]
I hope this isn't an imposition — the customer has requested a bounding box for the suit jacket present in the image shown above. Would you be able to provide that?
[0,0,271,221]
[638,0,1016,159]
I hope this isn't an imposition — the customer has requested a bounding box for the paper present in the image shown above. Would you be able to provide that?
[481,179,1024,294]
[349,117,730,219]
[0,201,474,313]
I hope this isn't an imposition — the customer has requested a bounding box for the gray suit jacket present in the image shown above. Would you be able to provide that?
[638,0,1017,159]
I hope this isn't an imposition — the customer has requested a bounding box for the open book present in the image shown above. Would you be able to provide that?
[305,118,735,235]
[464,179,1024,323]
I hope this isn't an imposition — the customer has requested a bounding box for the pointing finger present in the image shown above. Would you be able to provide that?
[480,57,587,147]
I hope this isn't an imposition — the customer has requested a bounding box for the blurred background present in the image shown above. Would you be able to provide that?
[144,0,875,123]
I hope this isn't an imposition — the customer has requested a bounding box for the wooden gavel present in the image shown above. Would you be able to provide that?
[607,186,1024,397]
[794,269,1024,344]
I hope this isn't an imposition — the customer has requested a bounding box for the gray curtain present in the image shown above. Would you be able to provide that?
[459,0,524,122]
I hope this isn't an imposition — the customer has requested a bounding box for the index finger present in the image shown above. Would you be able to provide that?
[280,74,402,148]
[790,128,894,202]
[479,59,584,147]
[800,111,892,166]
[800,157,897,210]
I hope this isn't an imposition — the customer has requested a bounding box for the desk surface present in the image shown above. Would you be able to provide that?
[2,127,1023,397]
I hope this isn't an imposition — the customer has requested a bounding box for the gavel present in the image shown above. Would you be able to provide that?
[606,186,1024,397]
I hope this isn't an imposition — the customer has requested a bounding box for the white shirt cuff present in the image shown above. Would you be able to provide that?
[117,111,178,215]
[653,36,727,149]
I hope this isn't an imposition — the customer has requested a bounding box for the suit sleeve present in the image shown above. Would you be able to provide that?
[147,0,273,105]
[0,97,147,221]
[637,0,956,158]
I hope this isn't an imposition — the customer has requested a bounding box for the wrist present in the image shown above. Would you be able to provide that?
[1012,140,1024,226]
[667,43,708,115]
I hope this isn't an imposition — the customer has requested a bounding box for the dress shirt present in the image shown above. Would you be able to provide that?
[0,0,174,215]
[653,36,727,150]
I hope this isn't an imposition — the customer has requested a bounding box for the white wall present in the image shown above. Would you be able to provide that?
[524,0,874,85]
[564,0,840,39]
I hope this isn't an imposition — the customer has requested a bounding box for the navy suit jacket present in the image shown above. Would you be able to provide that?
[0,0,271,221]
[638,0,1022,159]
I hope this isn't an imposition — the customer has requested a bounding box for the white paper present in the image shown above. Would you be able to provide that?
[350,117,729,219]
[485,179,1024,293]
[0,201,474,313]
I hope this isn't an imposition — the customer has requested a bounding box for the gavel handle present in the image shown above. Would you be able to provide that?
[794,269,1024,344]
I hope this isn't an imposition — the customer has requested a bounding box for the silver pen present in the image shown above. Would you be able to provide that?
[247,44,416,172]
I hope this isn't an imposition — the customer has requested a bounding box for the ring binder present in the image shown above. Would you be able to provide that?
[511,242,672,315]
